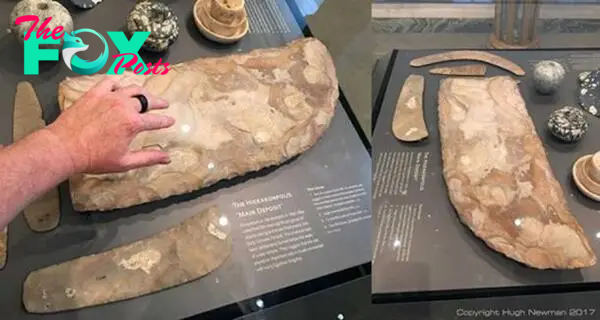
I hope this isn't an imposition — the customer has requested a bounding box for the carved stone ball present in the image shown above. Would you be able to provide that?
[10,0,73,49]
[533,60,566,95]
[126,1,179,52]
[547,106,588,143]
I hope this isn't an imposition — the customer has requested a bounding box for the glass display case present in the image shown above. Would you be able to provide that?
[0,0,371,319]
[372,0,600,318]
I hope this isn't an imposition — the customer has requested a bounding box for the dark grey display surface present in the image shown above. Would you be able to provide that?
[0,1,371,319]
[372,49,600,300]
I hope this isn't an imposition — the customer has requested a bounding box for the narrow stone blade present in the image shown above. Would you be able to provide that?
[13,82,45,141]
[13,82,60,232]
[0,227,6,270]
[392,74,428,142]
[429,64,486,76]
[410,50,525,76]
[23,206,232,313]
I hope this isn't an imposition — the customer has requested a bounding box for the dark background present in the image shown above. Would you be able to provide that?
[371,50,600,317]
[0,0,372,319]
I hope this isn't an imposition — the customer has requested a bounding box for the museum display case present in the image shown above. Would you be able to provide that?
[0,0,371,318]
[372,48,600,304]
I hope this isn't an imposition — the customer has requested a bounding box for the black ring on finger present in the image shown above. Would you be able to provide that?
[133,94,149,113]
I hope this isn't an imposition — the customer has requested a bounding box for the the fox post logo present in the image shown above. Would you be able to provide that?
[16,15,171,75]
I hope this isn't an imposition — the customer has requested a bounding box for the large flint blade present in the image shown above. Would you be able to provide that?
[23,206,232,313]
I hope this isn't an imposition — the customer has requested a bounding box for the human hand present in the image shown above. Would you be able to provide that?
[46,77,175,174]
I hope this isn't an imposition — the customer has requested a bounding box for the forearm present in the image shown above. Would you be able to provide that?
[0,129,75,228]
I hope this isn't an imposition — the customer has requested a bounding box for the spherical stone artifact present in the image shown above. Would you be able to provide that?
[70,0,103,9]
[10,0,74,49]
[126,1,179,52]
[533,60,566,95]
[547,106,589,143]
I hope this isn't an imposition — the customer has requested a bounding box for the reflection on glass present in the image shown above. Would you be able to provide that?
[255,298,264,308]
[219,216,229,227]
[514,218,523,227]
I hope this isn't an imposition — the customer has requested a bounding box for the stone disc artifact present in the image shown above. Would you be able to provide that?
[57,38,338,211]
[193,0,249,44]
[429,64,486,76]
[410,50,525,76]
[392,74,428,142]
[23,206,232,313]
[573,152,600,202]
[438,76,596,269]
[13,82,60,232]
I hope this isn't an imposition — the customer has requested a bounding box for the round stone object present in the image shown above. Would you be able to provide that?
[10,0,73,49]
[70,0,103,9]
[532,60,566,95]
[547,106,589,143]
[578,70,600,117]
[126,1,179,52]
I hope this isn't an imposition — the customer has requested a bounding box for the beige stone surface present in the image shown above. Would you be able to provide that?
[58,38,338,211]
[410,50,525,76]
[438,76,596,269]
[13,82,60,231]
[429,64,486,76]
[392,74,427,142]
[23,206,231,313]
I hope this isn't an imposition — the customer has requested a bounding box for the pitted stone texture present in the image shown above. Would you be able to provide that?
[23,207,231,313]
[578,70,600,117]
[10,0,73,49]
[126,1,179,52]
[532,60,565,95]
[58,38,338,211]
[547,106,588,143]
[438,76,596,269]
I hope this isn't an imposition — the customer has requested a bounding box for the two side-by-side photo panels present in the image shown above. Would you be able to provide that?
[1,0,599,319]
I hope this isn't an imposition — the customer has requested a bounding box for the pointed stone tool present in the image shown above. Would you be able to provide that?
[429,64,486,76]
[392,74,428,142]
[13,82,60,232]
[23,206,232,313]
